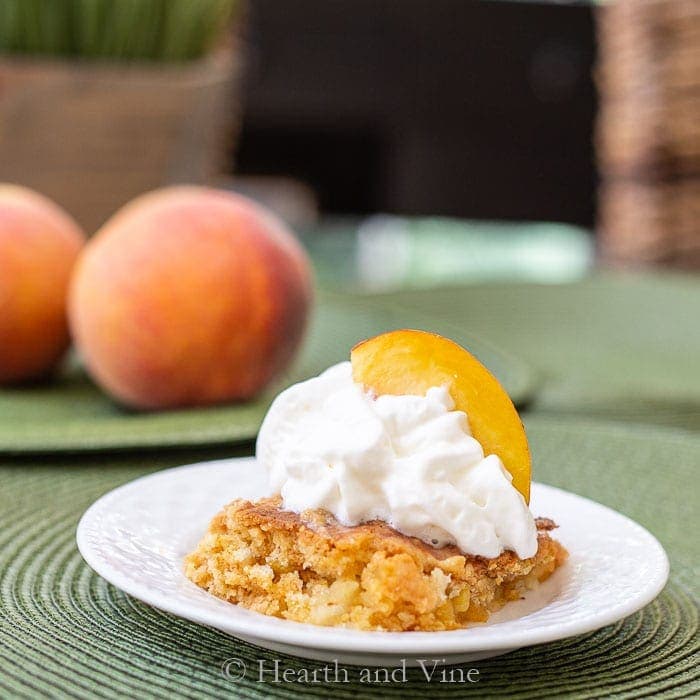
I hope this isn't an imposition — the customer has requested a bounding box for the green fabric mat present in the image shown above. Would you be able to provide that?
[1,417,698,699]
[4,271,693,453]
[0,297,534,454]
[356,273,700,432]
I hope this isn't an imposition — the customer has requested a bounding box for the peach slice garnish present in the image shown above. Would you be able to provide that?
[350,329,531,503]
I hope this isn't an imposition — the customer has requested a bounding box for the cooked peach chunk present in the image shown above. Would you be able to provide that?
[350,329,531,502]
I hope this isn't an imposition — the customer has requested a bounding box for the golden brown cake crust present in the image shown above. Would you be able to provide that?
[185,497,568,631]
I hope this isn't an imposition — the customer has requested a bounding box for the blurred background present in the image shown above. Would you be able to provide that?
[0,0,697,287]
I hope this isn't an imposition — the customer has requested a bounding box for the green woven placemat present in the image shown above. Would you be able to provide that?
[0,296,534,454]
[1,417,698,698]
[358,273,700,432]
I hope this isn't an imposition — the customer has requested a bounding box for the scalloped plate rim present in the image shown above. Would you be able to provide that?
[77,458,669,658]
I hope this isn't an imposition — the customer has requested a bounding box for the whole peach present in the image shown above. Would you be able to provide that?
[69,186,313,409]
[0,185,85,384]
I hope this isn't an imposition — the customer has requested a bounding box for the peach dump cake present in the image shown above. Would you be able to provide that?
[185,330,567,631]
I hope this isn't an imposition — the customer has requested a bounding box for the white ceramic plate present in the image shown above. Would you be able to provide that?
[77,458,669,667]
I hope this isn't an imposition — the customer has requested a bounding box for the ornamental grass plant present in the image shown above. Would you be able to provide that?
[0,0,238,62]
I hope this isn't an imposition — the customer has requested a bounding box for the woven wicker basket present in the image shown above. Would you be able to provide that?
[596,0,700,268]
[0,48,240,233]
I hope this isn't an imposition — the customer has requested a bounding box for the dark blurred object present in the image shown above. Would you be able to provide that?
[596,0,700,268]
[0,1,241,233]
[235,0,597,226]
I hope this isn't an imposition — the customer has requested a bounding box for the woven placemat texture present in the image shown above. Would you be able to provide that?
[0,418,698,699]
[360,273,700,432]
[0,297,534,454]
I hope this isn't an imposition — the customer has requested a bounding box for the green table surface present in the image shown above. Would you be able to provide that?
[352,272,700,432]
[0,417,698,699]
[0,297,534,454]
[2,271,699,698]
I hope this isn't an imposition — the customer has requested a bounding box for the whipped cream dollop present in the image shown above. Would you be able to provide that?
[256,362,537,559]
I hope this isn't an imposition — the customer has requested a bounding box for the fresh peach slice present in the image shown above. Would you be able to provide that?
[351,329,531,502]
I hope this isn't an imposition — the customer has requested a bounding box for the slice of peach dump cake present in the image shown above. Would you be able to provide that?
[186,331,567,631]
[185,497,566,631]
